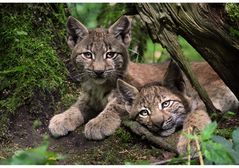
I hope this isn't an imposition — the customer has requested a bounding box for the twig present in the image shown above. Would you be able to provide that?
[195,136,204,165]
[187,127,193,165]
[151,154,199,165]
[122,120,179,155]
[187,126,204,165]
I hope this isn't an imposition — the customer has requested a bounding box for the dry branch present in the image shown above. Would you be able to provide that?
[151,154,199,165]
[137,3,239,99]
[122,120,179,155]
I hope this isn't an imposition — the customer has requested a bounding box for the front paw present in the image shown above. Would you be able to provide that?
[48,113,76,138]
[177,134,197,155]
[84,114,121,140]
[177,136,189,155]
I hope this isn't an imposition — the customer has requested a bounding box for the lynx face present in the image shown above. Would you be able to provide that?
[117,61,191,136]
[132,84,188,136]
[67,16,131,84]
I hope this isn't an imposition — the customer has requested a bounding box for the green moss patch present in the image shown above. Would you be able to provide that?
[0,4,68,137]
[226,3,239,21]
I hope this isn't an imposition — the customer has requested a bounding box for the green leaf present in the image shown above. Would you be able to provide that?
[228,150,239,164]
[232,128,239,150]
[0,66,26,75]
[212,135,233,150]
[16,30,28,36]
[200,122,217,141]
[204,159,213,165]
[211,135,239,163]
[227,111,236,116]
[1,141,64,165]
[203,141,234,164]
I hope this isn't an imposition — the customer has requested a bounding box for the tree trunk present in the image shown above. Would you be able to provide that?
[136,3,239,116]
[0,4,69,138]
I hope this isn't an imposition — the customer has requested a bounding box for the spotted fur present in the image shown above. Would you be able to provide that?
[117,61,239,155]
[49,16,131,140]
[48,16,170,140]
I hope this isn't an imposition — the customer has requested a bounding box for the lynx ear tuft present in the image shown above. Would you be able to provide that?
[67,16,88,49]
[117,79,138,105]
[108,16,131,47]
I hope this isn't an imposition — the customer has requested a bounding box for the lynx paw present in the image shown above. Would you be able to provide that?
[48,107,84,137]
[177,137,188,154]
[84,113,121,140]
[177,134,197,155]
[48,113,77,137]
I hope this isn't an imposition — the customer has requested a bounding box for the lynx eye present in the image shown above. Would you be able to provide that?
[138,108,151,118]
[161,100,172,109]
[105,52,116,59]
[82,52,93,59]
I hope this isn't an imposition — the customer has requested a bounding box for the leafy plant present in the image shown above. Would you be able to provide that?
[186,122,239,165]
[0,138,64,165]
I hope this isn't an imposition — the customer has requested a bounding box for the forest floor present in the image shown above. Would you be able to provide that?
[0,102,178,165]
[1,89,239,165]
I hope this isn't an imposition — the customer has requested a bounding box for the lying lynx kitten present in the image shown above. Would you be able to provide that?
[48,16,170,140]
[117,61,238,154]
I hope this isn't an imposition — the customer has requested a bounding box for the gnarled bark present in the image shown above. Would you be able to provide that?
[136,3,239,117]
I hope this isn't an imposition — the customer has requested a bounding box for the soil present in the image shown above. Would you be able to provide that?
[0,103,177,165]
[1,93,238,165]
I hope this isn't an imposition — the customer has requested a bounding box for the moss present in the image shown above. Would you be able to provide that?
[0,4,68,137]
[0,112,11,138]
[115,127,133,143]
[226,3,239,21]
[225,3,239,32]
[55,89,79,113]
[229,27,239,38]
[216,128,234,139]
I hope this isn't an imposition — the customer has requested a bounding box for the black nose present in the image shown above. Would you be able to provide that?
[94,70,104,77]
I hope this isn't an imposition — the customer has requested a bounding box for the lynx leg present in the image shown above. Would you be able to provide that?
[177,109,211,155]
[84,98,125,140]
[49,107,84,137]
[48,93,89,137]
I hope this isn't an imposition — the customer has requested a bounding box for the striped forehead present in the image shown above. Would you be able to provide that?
[87,41,108,52]
[89,28,107,40]
[87,29,111,52]
[138,86,167,106]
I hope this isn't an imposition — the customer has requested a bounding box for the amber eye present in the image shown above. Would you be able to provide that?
[138,108,151,118]
[105,52,116,59]
[82,52,93,59]
[161,100,171,109]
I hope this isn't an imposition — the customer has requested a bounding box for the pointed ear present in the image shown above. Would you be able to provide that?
[108,16,131,47]
[117,79,138,105]
[163,60,186,93]
[67,16,89,49]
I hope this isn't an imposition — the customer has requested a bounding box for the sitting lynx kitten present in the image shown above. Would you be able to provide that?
[117,61,239,154]
[49,16,171,140]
